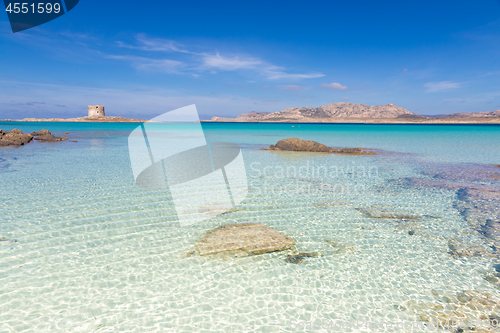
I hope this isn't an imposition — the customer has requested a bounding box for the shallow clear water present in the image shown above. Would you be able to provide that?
[1,122,500,332]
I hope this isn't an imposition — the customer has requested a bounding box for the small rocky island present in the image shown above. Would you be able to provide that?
[0,129,68,147]
[263,138,376,155]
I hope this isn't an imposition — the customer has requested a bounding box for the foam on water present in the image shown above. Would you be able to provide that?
[1,122,500,332]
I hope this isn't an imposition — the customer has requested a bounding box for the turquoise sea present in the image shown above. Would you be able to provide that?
[1,122,500,332]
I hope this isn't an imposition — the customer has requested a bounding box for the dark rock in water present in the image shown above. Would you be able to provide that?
[483,275,499,284]
[408,230,415,235]
[284,252,320,264]
[276,138,333,152]
[421,162,500,183]
[33,134,67,142]
[447,238,494,259]
[0,128,33,146]
[0,128,68,146]
[456,292,472,304]
[393,175,500,257]
[332,147,376,155]
[393,304,406,311]
[30,129,51,136]
[196,223,295,256]
[32,129,67,143]
[324,239,355,253]
[493,264,500,272]
[264,138,376,155]
[356,207,421,220]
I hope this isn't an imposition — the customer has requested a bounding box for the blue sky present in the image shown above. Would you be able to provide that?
[1,0,500,119]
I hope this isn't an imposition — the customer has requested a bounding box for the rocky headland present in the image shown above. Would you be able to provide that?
[0,129,68,147]
[263,138,376,155]
[210,102,500,124]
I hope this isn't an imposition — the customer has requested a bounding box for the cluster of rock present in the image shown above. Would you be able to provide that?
[392,163,500,262]
[263,138,376,155]
[404,289,500,331]
[0,128,68,147]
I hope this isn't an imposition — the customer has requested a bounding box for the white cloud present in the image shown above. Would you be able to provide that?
[117,34,189,53]
[115,35,324,80]
[202,53,262,71]
[107,55,184,73]
[321,82,347,90]
[424,81,462,93]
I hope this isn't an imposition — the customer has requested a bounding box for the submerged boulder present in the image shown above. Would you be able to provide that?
[265,138,376,155]
[356,207,421,220]
[196,223,295,256]
[284,252,320,264]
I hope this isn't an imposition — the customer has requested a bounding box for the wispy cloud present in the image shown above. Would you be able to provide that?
[479,70,500,77]
[424,81,462,92]
[114,34,324,80]
[321,82,347,90]
[280,85,304,91]
[117,34,189,53]
[106,55,184,73]
[202,53,262,71]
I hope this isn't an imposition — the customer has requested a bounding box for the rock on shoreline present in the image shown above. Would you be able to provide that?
[0,128,67,146]
[263,138,376,155]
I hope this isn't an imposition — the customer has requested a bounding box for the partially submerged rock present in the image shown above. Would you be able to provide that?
[0,128,67,146]
[269,138,333,152]
[196,223,295,256]
[0,129,33,146]
[265,138,376,155]
[31,129,67,142]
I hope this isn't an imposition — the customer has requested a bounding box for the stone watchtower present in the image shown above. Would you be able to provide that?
[88,105,105,117]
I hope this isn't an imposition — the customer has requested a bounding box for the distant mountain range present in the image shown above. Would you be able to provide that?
[210,103,500,122]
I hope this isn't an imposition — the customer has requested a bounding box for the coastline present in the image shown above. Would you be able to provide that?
[2,116,500,124]
[0,116,147,123]
[204,117,500,124]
